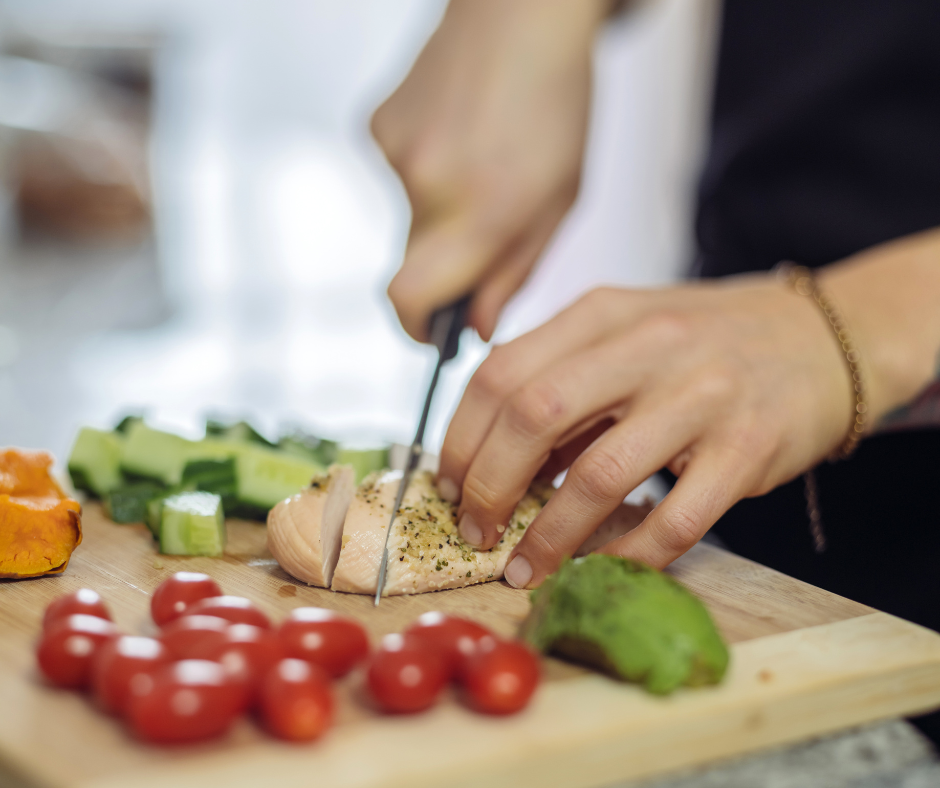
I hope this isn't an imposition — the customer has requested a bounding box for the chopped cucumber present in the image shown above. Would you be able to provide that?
[68,427,125,497]
[145,494,168,539]
[112,420,329,518]
[336,447,390,484]
[277,429,338,466]
[120,422,195,486]
[234,446,324,510]
[159,492,225,556]
[114,414,144,434]
[182,458,237,510]
[104,481,164,524]
[206,419,275,447]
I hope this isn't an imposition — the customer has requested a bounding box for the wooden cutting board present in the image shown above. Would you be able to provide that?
[1,504,939,788]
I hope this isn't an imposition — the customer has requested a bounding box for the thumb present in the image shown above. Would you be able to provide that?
[388,215,502,342]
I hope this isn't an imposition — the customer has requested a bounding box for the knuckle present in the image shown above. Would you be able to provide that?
[579,286,617,313]
[505,381,568,439]
[651,504,704,555]
[521,525,563,566]
[572,448,633,504]
[469,346,516,402]
[460,473,501,515]
[635,311,695,349]
[687,365,738,407]
[369,107,390,146]
[397,138,455,196]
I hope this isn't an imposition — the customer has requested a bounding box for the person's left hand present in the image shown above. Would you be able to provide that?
[436,275,860,587]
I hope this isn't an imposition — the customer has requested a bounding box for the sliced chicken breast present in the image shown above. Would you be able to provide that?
[269,465,655,596]
[266,464,354,587]
[331,470,552,596]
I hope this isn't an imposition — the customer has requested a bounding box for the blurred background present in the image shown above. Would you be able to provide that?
[0,0,716,476]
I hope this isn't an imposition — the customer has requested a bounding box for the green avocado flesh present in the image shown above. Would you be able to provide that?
[520,554,729,695]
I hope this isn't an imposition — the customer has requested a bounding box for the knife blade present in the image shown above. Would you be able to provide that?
[374,295,471,605]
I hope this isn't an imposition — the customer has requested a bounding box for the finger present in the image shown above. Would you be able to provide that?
[437,287,641,504]
[470,193,573,342]
[388,215,502,341]
[457,330,670,549]
[503,386,718,588]
[598,440,761,569]
[536,417,615,481]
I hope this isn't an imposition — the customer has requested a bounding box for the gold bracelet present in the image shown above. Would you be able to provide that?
[777,262,867,460]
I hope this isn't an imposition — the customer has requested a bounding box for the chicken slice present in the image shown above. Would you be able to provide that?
[266,464,355,587]
[331,470,553,596]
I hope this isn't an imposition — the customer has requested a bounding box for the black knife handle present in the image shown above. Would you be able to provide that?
[428,295,471,363]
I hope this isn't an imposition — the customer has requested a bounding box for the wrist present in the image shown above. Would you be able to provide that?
[817,228,940,426]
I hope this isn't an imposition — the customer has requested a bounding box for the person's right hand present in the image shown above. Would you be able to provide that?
[372,0,612,342]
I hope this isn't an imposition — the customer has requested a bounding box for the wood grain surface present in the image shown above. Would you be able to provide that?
[0,504,938,788]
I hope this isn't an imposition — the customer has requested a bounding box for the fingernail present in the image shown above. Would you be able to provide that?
[458,513,483,547]
[438,477,460,503]
[505,555,532,589]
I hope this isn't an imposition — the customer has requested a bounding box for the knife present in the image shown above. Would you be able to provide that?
[374,295,472,605]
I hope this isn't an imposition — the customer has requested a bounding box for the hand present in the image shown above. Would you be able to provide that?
[372,0,611,342]
[437,276,860,586]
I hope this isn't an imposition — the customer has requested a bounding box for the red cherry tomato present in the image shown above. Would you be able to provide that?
[189,624,285,708]
[151,572,222,626]
[278,607,369,678]
[42,589,111,631]
[404,612,492,678]
[36,614,119,689]
[461,637,540,715]
[127,660,243,744]
[367,633,447,714]
[184,596,271,629]
[259,658,334,742]
[159,615,230,660]
[91,636,171,715]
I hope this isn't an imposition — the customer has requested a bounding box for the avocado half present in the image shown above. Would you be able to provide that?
[520,554,729,695]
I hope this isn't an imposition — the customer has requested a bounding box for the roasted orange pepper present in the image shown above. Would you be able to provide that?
[0,449,82,579]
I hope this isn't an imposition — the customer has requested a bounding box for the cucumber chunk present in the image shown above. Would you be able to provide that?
[234,446,324,510]
[206,419,275,447]
[159,492,225,556]
[145,494,168,539]
[104,481,164,524]
[68,428,125,497]
[120,422,195,486]
[182,458,237,510]
[336,447,390,484]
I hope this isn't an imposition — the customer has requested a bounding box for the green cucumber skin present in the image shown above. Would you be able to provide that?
[104,482,164,524]
[233,447,324,510]
[120,423,195,486]
[120,423,322,515]
[159,492,225,556]
[68,428,125,497]
[335,447,389,484]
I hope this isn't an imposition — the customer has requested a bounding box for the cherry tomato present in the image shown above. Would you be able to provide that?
[366,633,446,714]
[278,607,369,678]
[91,636,170,715]
[159,615,230,660]
[36,614,118,689]
[127,660,243,744]
[259,658,334,742]
[189,624,285,708]
[42,589,111,631]
[184,596,271,629]
[404,612,492,678]
[150,572,222,626]
[461,637,540,715]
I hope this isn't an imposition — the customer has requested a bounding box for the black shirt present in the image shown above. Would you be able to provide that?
[695,0,940,277]
[691,0,940,739]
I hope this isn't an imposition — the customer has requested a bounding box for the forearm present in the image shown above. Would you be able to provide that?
[820,227,940,429]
